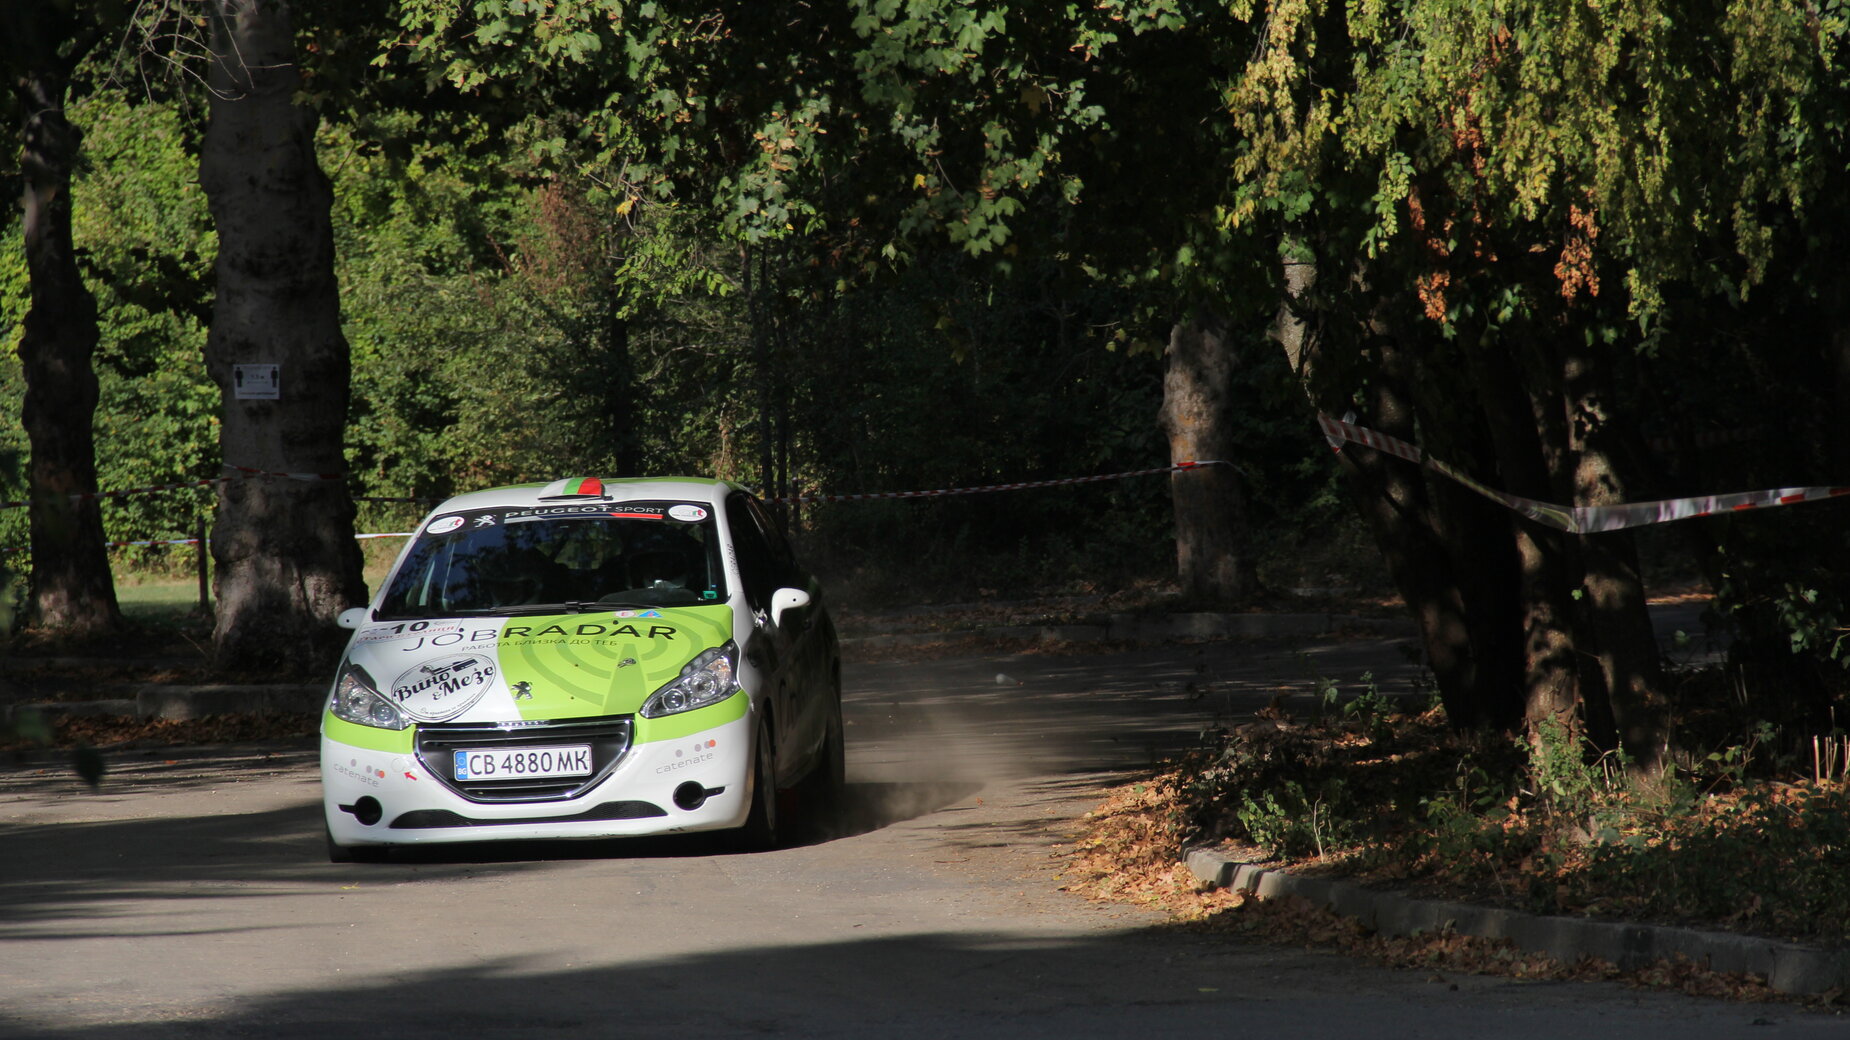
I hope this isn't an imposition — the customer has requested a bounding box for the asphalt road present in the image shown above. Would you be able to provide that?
[0,630,1830,1038]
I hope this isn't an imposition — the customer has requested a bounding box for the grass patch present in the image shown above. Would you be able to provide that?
[116,578,208,623]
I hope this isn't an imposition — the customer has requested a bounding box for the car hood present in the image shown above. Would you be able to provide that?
[342,605,735,724]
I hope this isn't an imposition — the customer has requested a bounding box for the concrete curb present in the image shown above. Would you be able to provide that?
[5,684,325,724]
[844,612,1416,649]
[1184,846,1850,996]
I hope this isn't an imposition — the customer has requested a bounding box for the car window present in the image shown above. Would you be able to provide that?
[377,504,726,618]
[743,496,799,577]
[725,494,781,610]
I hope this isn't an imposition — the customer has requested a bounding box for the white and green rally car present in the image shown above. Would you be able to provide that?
[320,477,842,861]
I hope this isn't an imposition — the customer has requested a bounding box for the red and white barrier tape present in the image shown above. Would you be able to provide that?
[1319,414,1850,534]
[769,460,1231,505]
[7,457,1211,512]
[3,455,1228,551]
[0,466,347,511]
[1,531,413,556]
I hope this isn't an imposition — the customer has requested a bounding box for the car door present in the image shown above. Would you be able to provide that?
[741,496,833,741]
[725,493,821,784]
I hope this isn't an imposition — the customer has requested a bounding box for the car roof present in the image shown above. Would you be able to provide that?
[429,477,744,514]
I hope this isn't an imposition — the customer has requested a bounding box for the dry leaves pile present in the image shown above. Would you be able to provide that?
[1059,777,1237,917]
[1059,726,1813,1005]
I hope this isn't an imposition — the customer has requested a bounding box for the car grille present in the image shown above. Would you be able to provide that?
[389,802,666,829]
[414,715,633,803]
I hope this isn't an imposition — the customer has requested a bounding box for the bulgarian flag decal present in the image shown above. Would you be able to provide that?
[537,477,607,499]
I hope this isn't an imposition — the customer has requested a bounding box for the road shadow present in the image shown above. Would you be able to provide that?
[0,772,985,932]
[381,778,983,862]
[0,913,1783,1039]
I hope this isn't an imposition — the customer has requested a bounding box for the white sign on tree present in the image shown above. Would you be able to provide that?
[232,363,280,400]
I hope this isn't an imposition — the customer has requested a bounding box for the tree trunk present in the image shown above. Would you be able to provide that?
[1353,338,1524,729]
[1562,343,1666,770]
[1467,334,1580,739]
[1160,310,1258,604]
[1274,256,1519,728]
[200,0,365,673]
[13,41,121,639]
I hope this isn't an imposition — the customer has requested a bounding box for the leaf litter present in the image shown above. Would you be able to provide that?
[1056,704,1850,1008]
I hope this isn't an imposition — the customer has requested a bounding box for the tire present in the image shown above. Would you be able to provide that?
[737,719,780,852]
[786,681,847,840]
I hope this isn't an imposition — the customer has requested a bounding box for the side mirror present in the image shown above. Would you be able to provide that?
[337,607,370,630]
[770,587,811,628]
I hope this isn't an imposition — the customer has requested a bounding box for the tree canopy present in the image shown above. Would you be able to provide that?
[4,0,1848,765]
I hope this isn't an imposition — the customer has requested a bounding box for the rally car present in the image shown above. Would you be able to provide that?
[320,477,842,861]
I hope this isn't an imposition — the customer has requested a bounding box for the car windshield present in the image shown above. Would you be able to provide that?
[376,503,727,619]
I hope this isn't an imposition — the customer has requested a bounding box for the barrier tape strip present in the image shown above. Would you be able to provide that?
[769,460,1231,505]
[1,477,216,509]
[1318,414,1850,534]
[0,466,350,511]
[8,456,1218,512]
[3,457,1226,547]
[0,531,414,556]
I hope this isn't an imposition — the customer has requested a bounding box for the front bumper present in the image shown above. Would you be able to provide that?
[322,710,753,848]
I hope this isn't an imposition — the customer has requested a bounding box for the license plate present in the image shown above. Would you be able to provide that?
[453,744,593,781]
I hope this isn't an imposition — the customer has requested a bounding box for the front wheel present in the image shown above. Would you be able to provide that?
[737,720,780,851]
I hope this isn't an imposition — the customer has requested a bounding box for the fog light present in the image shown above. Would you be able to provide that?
[352,797,383,826]
[673,782,707,810]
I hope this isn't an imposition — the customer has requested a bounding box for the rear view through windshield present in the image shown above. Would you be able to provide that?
[377,505,726,618]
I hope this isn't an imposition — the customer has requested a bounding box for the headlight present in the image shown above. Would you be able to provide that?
[328,665,409,730]
[640,643,740,718]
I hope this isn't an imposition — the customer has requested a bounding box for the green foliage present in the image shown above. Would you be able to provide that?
[1176,698,1850,940]
[1235,779,1356,859]
[74,90,218,565]
[0,237,27,556]
[1,84,215,567]
[315,92,1208,597]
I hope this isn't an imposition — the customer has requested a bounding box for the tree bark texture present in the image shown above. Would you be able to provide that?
[1561,343,1667,769]
[12,39,121,638]
[1351,337,1525,729]
[201,0,364,672]
[1466,334,1580,739]
[1161,311,1258,605]
[1273,257,1519,727]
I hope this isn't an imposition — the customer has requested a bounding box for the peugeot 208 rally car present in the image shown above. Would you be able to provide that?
[321,477,842,861]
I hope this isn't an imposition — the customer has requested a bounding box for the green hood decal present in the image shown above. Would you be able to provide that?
[494,605,734,719]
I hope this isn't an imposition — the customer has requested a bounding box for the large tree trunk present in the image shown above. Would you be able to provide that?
[1161,310,1258,604]
[1353,335,1525,729]
[201,0,365,673]
[1561,343,1667,770]
[12,33,121,639]
[1468,333,1580,739]
[1274,256,1520,727]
